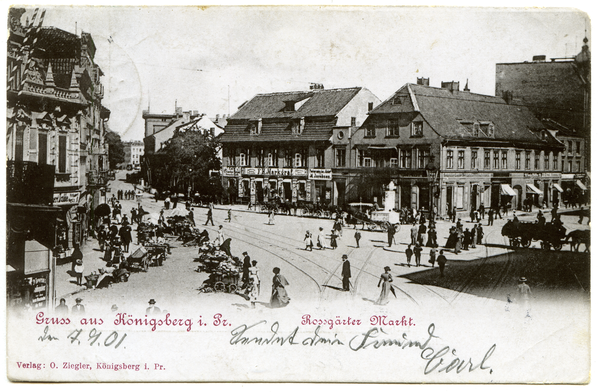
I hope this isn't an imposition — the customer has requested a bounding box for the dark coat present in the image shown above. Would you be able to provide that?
[342,260,351,278]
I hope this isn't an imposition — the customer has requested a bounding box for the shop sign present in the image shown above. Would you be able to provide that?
[242,167,307,177]
[309,169,333,180]
[222,167,237,177]
[53,192,80,205]
[561,174,575,179]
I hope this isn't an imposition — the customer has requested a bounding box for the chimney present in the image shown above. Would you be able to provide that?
[192,110,198,117]
[417,77,430,86]
[441,81,460,92]
[464,79,470,92]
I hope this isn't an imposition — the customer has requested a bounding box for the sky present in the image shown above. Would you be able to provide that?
[12,4,590,141]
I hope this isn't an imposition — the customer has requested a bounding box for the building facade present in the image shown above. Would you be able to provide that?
[495,40,590,197]
[123,140,144,168]
[220,86,381,206]
[356,81,565,218]
[7,8,110,310]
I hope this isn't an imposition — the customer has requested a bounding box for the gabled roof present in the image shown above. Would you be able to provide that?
[230,87,362,120]
[221,118,337,143]
[370,83,561,146]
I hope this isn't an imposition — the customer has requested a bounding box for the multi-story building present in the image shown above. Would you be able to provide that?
[220,86,381,205]
[356,80,564,217]
[123,140,145,168]
[495,39,590,198]
[6,8,110,309]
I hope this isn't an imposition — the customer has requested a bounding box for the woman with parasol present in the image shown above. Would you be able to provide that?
[270,267,290,308]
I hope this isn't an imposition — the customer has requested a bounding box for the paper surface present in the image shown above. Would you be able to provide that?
[4,4,592,384]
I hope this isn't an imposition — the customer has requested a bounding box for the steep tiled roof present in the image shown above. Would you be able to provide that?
[221,118,336,143]
[230,87,362,120]
[372,83,561,146]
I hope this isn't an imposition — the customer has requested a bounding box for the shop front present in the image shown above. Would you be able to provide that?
[53,190,81,254]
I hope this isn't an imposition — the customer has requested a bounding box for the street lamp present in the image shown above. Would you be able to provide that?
[425,161,439,215]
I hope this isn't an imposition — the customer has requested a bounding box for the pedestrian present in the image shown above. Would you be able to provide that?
[146,299,161,315]
[341,254,351,291]
[204,207,214,226]
[478,203,486,221]
[270,267,290,308]
[248,261,260,307]
[188,208,196,226]
[330,230,338,249]
[119,222,132,253]
[429,247,437,267]
[418,223,427,246]
[131,208,137,225]
[172,195,178,209]
[317,227,326,249]
[516,277,532,317]
[73,258,84,286]
[70,243,83,272]
[405,244,413,267]
[410,223,418,245]
[242,251,251,288]
[164,196,171,210]
[226,209,232,222]
[452,207,457,223]
[437,250,447,277]
[55,298,69,316]
[387,223,396,247]
[304,231,313,251]
[216,225,225,247]
[375,266,394,305]
[551,205,559,223]
[426,227,437,247]
[414,243,422,266]
[455,231,463,254]
[268,209,275,225]
[578,206,585,224]
[71,298,85,315]
[97,225,107,251]
[463,228,471,250]
[476,224,484,245]
[354,230,361,248]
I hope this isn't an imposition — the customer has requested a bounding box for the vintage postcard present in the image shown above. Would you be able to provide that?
[5,4,592,383]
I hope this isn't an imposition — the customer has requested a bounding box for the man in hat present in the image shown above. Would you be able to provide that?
[72,298,85,315]
[437,250,447,277]
[119,222,132,253]
[146,299,161,315]
[55,298,69,316]
[341,255,351,291]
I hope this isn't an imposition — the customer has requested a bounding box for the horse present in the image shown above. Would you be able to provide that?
[565,229,590,252]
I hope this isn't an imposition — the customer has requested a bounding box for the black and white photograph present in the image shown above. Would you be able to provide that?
[4,3,593,383]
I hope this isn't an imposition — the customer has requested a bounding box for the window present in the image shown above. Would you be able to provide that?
[387,119,399,137]
[456,186,464,209]
[365,125,376,138]
[400,150,411,169]
[284,149,293,167]
[38,133,47,165]
[515,151,521,170]
[576,160,581,172]
[561,159,565,172]
[316,149,325,168]
[335,148,346,167]
[471,149,478,169]
[544,152,549,170]
[525,151,531,170]
[553,153,558,170]
[257,149,265,167]
[418,149,429,168]
[484,150,490,169]
[411,122,423,137]
[239,149,249,166]
[568,160,572,172]
[393,96,403,105]
[501,150,507,169]
[390,158,398,167]
[568,141,572,153]
[446,150,454,169]
[351,117,356,127]
[268,149,277,167]
[534,151,540,170]
[363,157,372,167]
[368,102,374,111]
[576,141,581,154]
[493,150,499,169]
[56,134,68,173]
[294,150,307,167]
[458,150,465,169]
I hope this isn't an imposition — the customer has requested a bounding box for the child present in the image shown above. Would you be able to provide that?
[304,231,313,251]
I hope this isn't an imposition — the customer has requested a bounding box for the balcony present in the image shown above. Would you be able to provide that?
[7,160,56,206]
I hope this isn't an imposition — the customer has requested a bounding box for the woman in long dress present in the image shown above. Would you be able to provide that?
[270,267,290,308]
[376,266,393,305]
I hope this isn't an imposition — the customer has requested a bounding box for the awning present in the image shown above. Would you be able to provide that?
[526,184,543,195]
[500,184,517,196]
[576,180,588,190]
[553,183,564,192]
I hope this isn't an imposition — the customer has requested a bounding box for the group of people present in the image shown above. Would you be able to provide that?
[237,250,290,309]
[443,219,485,254]
[116,189,137,201]
[303,222,344,251]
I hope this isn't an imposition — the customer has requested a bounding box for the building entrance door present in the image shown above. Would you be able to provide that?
[282,182,292,201]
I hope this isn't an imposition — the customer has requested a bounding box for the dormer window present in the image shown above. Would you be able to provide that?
[249,118,262,135]
[284,101,295,112]
[393,95,403,105]
[411,121,423,137]
[291,117,305,135]
[479,122,494,138]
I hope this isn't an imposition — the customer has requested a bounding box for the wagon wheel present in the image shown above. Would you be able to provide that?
[214,282,225,292]
[552,241,563,251]
[229,284,238,293]
[520,237,531,248]
[368,223,377,231]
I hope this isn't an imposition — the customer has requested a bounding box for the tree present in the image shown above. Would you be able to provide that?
[106,130,125,170]
[147,130,222,200]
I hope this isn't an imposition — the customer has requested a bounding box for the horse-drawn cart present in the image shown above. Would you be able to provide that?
[502,220,567,250]
[127,246,151,272]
